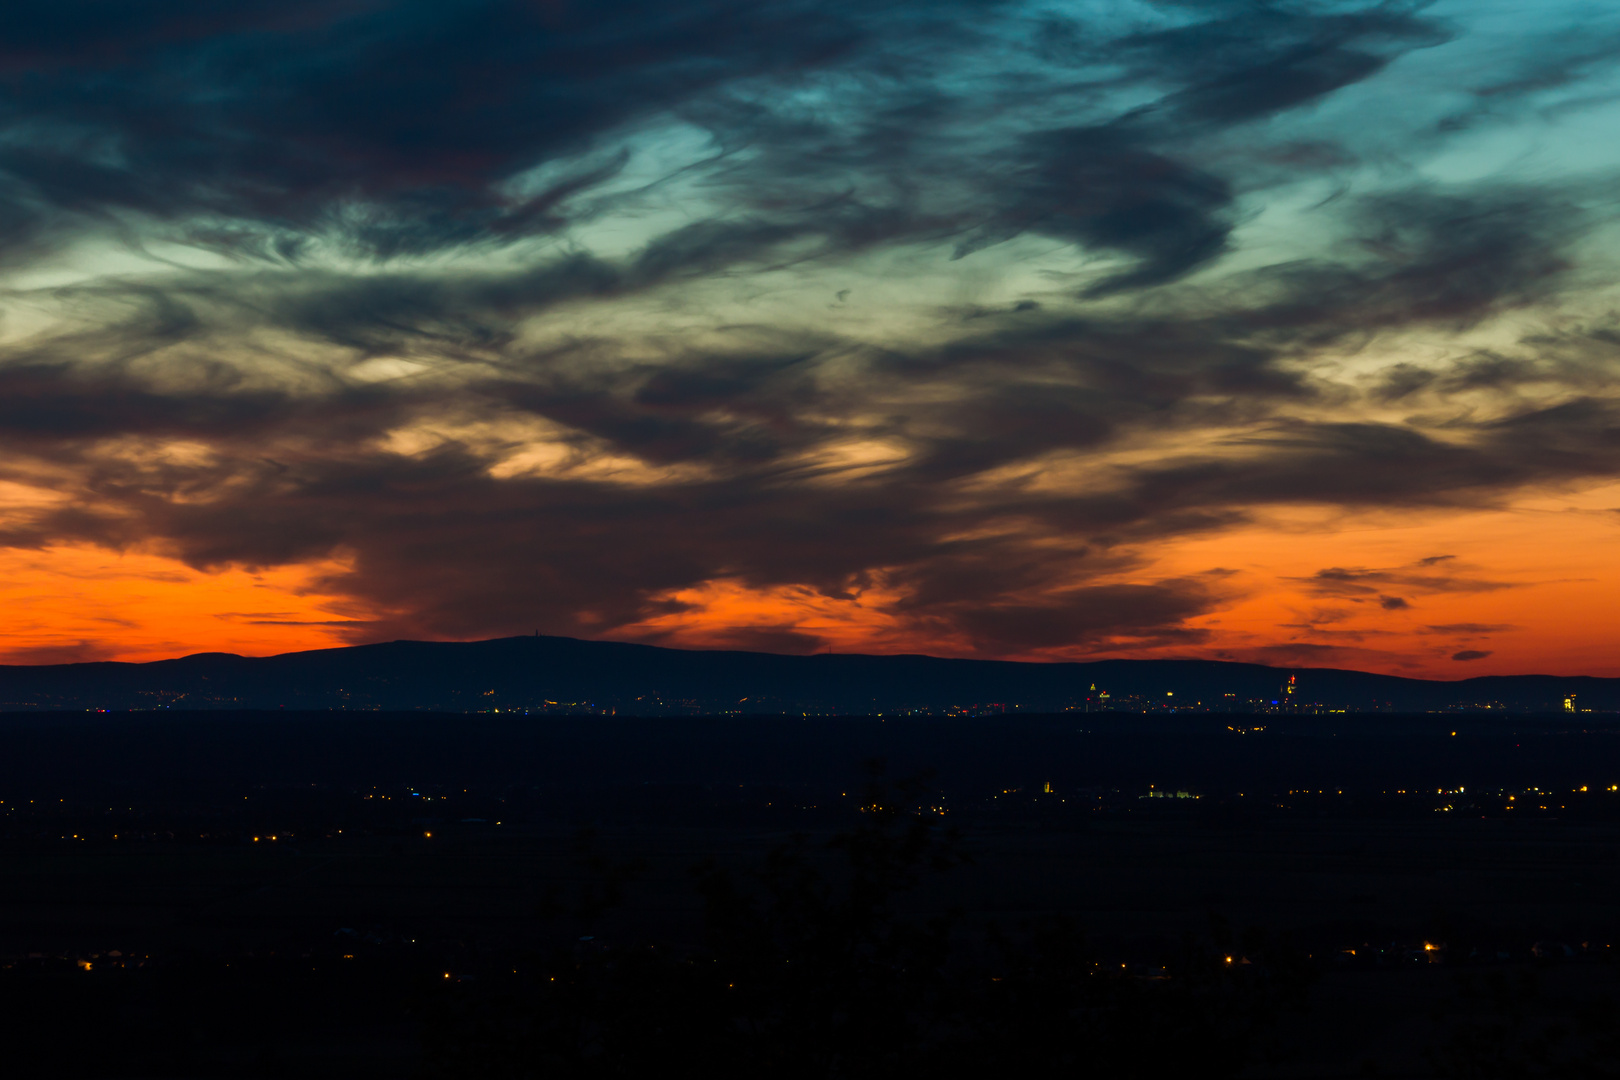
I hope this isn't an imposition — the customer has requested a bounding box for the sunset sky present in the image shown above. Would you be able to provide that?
[2,0,1619,677]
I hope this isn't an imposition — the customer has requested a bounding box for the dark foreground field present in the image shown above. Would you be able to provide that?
[2,711,1619,1077]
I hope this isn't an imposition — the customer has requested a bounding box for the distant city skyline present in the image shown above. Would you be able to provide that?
[2,2,1620,678]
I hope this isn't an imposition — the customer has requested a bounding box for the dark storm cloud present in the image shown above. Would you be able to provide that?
[1451,649,1491,662]
[0,362,410,452]
[0,0,1456,273]
[1056,389,1620,531]
[948,0,1447,289]
[954,127,1235,295]
[1,163,1606,642]
[0,0,1499,307]
[0,274,1608,655]
[0,640,117,665]
[1292,562,1514,599]
[878,184,1585,494]
[1110,1,1446,126]
[0,366,1189,649]
[260,258,625,354]
[0,0,999,257]
[945,580,1223,653]
[1333,191,1575,325]
[0,0,1612,658]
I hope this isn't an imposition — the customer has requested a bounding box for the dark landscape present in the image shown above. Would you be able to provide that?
[4,687,1619,1076]
[2,635,1616,714]
[6,1,1620,1075]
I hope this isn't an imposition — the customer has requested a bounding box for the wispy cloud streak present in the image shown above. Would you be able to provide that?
[0,0,1618,668]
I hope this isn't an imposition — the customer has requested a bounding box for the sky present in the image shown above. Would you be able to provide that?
[1,0,1619,677]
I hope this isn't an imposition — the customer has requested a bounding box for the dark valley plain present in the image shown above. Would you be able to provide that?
[2,705,1620,1077]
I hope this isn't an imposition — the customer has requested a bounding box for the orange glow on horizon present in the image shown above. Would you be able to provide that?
[616,485,1620,679]
[613,577,921,656]
[2,483,1617,678]
[1139,489,1620,679]
[0,544,367,665]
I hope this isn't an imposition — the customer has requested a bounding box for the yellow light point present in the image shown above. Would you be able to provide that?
[424,831,432,838]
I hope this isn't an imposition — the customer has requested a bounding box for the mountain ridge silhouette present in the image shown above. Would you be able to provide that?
[0,634,1611,713]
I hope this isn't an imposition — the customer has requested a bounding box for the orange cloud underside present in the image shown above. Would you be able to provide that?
[1145,496,1620,679]
[621,489,1620,679]
[615,577,921,655]
[2,486,1617,677]
[0,545,364,665]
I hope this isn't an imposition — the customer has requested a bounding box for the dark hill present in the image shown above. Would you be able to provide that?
[0,635,1611,713]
